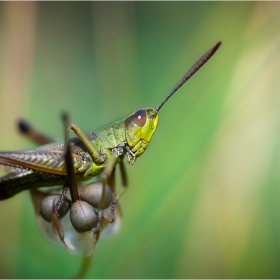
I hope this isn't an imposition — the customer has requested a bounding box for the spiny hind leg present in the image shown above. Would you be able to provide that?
[15,119,60,207]
[17,118,56,145]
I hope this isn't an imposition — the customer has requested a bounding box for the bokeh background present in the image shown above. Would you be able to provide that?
[0,1,280,278]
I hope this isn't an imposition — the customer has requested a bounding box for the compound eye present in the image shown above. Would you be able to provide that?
[133,109,146,127]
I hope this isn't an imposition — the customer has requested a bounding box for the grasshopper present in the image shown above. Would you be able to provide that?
[0,41,221,250]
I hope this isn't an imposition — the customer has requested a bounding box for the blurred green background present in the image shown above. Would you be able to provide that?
[0,1,280,278]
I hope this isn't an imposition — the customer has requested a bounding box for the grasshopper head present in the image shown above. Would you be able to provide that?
[124,108,158,160]
[123,42,222,163]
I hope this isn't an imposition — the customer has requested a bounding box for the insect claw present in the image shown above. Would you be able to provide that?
[125,146,136,165]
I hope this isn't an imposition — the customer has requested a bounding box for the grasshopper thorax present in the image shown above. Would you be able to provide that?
[124,108,158,162]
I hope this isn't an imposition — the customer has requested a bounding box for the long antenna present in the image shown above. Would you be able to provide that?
[156,41,222,112]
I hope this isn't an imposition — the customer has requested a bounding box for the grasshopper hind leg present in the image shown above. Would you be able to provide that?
[17,118,56,145]
[17,118,67,208]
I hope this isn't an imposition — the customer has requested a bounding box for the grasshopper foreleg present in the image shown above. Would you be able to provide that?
[116,158,128,199]
[100,147,123,208]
